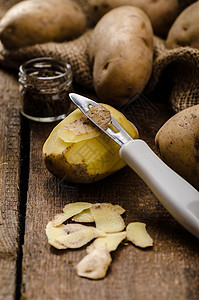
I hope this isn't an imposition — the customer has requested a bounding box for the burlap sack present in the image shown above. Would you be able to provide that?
[146,37,199,112]
[0,0,198,113]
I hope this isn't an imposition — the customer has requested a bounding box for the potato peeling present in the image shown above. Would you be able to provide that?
[52,202,92,226]
[54,224,106,249]
[86,231,127,253]
[72,208,95,223]
[126,222,153,248]
[46,202,154,279]
[46,222,106,249]
[76,244,112,279]
[90,203,126,233]
[87,104,111,130]
[46,221,69,250]
[72,204,125,223]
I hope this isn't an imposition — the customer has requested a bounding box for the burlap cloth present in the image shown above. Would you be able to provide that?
[0,0,198,113]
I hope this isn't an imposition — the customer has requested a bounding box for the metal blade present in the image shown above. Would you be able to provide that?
[69,93,133,146]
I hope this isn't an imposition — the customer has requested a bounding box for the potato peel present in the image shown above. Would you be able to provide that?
[46,202,154,280]
[86,231,127,253]
[46,222,106,249]
[45,221,68,250]
[72,208,95,223]
[90,203,125,233]
[76,244,112,279]
[52,202,92,226]
[87,104,111,130]
[126,222,153,248]
[72,204,125,223]
[114,204,125,215]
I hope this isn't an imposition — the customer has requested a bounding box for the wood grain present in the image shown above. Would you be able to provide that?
[20,97,199,300]
[0,70,20,300]
[0,2,199,298]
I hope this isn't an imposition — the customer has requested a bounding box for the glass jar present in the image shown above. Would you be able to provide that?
[18,57,73,122]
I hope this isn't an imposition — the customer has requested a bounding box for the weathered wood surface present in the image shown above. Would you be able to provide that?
[0,67,199,300]
[21,95,199,299]
[0,69,20,300]
[0,2,23,299]
[0,1,199,299]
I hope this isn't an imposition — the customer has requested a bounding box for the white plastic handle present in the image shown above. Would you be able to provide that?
[120,139,199,239]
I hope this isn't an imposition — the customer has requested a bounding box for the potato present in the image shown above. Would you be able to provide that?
[89,6,154,106]
[166,2,199,49]
[87,0,179,37]
[155,105,199,190]
[43,103,139,183]
[0,0,87,49]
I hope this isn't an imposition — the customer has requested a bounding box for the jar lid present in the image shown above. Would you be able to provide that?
[19,57,73,89]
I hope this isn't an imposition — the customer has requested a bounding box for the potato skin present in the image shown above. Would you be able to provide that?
[87,0,179,37]
[43,104,139,183]
[166,2,199,49]
[155,105,199,189]
[89,6,154,106]
[0,0,87,49]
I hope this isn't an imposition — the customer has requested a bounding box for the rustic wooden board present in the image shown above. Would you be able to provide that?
[0,70,20,300]
[20,95,199,300]
[0,3,199,299]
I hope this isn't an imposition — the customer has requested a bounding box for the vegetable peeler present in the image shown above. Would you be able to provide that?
[69,93,199,239]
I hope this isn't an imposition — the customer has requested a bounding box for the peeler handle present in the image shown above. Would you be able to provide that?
[120,139,199,239]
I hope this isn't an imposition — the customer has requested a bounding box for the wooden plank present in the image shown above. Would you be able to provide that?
[0,70,21,300]
[21,97,199,300]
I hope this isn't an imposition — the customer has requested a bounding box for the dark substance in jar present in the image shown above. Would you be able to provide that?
[20,68,72,118]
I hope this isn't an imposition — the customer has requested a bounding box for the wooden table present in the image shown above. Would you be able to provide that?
[1,63,199,300]
[0,1,199,299]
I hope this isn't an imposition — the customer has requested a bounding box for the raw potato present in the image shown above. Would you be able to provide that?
[43,104,139,183]
[126,222,153,248]
[87,0,179,37]
[166,2,199,49]
[90,203,126,233]
[76,244,112,279]
[52,202,92,226]
[86,231,127,253]
[155,105,199,189]
[0,0,87,49]
[89,6,154,106]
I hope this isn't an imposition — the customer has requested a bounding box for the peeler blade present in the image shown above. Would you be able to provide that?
[69,93,133,146]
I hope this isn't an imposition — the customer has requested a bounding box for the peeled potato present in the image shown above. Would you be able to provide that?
[43,103,139,183]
